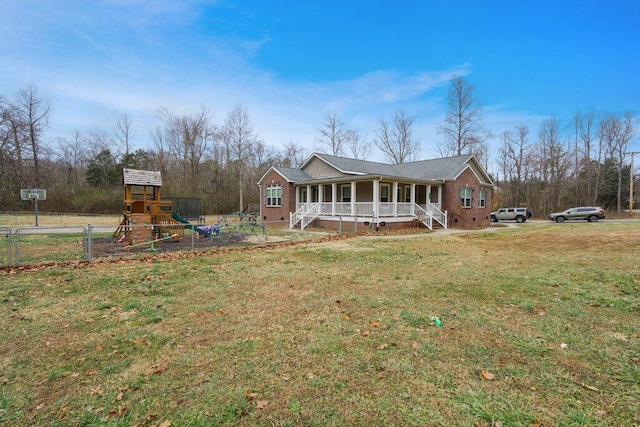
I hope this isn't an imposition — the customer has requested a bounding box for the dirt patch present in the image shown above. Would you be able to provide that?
[90,232,260,257]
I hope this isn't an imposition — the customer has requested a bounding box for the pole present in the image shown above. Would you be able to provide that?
[34,197,39,226]
[630,152,638,217]
[86,224,93,261]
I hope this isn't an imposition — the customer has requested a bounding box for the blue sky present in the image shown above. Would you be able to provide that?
[1,0,638,164]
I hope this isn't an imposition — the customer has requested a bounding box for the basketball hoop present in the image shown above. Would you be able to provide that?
[20,188,46,226]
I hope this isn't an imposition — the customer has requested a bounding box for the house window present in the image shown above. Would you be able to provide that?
[478,189,486,208]
[405,186,412,203]
[266,184,282,207]
[341,185,351,202]
[300,188,307,203]
[460,188,472,208]
[380,184,390,202]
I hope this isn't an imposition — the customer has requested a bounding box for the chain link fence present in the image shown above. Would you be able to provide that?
[1,227,11,266]
[1,222,269,267]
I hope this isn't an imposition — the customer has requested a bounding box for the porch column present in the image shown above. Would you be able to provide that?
[307,185,312,204]
[295,186,300,210]
[410,183,416,215]
[437,186,442,208]
[331,183,337,216]
[392,182,398,217]
[351,181,356,217]
[372,179,379,219]
[318,184,323,214]
[427,185,432,206]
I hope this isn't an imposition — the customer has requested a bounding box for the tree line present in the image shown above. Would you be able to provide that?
[0,80,637,217]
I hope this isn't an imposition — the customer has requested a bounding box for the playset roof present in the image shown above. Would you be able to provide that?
[122,169,162,187]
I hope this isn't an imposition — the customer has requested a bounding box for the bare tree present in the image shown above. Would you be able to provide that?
[150,127,168,178]
[252,140,279,170]
[472,139,491,172]
[315,111,352,156]
[13,85,51,186]
[281,141,307,168]
[535,117,571,212]
[437,76,491,156]
[115,113,135,156]
[570,109,601,204]
[156,106,213,194]
[497,130,516,182]
[57,130,89,188]
[599,111,636,212]
[345,129,372,160]
[0,96,20,205]
[373,110,420,164]
[86,126,115,158]
[497,125,532,206]
[220,104,259,211]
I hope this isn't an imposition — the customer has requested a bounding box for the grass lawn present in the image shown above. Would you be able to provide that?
[1,222,639,426]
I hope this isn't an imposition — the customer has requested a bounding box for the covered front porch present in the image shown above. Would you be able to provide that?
[290,179,447,230]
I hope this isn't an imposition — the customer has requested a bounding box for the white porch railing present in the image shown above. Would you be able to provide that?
[355,202,374,215]
[291,201,447,230]
[334,202,351,215]
[396,202,415,215]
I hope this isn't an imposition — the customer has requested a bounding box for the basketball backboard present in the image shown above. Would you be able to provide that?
[20,189,47,201]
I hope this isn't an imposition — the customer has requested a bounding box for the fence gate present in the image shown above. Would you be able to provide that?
[14,226,87,266]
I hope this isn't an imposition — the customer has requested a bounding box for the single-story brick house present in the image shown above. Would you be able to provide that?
[257,153,494,231]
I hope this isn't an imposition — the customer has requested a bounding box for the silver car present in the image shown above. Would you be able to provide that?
[548,207,605,223]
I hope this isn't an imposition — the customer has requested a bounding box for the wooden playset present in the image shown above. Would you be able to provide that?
[114,168,191,245]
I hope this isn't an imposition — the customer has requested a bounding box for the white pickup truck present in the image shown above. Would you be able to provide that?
[490,207,532,223]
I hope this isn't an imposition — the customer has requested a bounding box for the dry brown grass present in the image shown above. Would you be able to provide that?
[1,221,639,426]
[0,212,122,227]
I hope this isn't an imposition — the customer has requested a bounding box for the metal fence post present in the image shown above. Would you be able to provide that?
[7,229,11,266]
[14,230,20,266]
[86,224,93,262]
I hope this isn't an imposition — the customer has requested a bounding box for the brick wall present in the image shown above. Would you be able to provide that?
[314,218,427,233]
[260,170,296,222]
[442,168,493,227]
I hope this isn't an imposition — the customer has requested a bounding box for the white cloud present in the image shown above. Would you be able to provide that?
[2,2,558,162]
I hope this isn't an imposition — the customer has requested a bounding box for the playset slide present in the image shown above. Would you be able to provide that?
[171,211,211,237]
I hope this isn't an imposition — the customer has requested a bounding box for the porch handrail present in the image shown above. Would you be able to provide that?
[414,202,448,229]
[423,202,447,228]
[414,204,433,230]
[301,203,320,230]
[290,202,320,229]
[291,202,311,228]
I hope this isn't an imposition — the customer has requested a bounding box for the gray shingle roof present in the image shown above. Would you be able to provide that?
[122,169,162,186]
[309,153,486,182]
[272,166,313,182]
